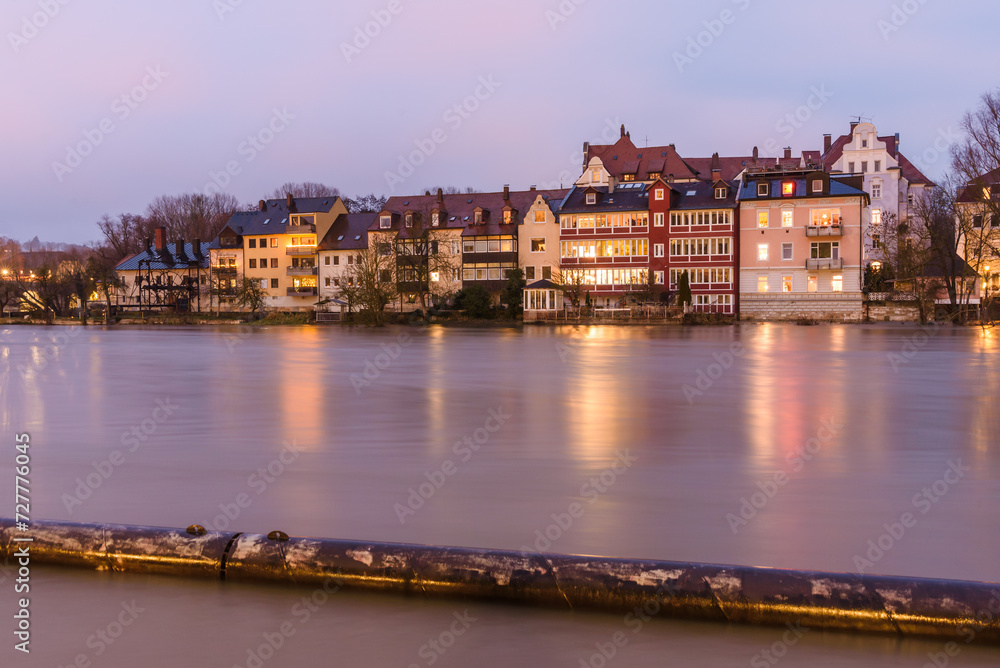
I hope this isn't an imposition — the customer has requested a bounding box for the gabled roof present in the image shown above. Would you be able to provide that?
[819,129,933,186]
[115,241,217,271]
[318,213,377,251]
[380,189,569,237]
[224,197,341,238]
[525,279,561,290]
[684,155,757,181]
[584,134,700,181]
[957,167,1000,202]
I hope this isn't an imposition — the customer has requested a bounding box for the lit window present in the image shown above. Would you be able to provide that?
[586,193,597,205]
[757,276,769,292]
[503,210,512,224]
[534,210,546,223]
[832,275,843,292]
[782,276,792,292]
[591,169,600,182]
[654,271,664,284]
[758,211,769,228]
[757,243,769,261]
[655,189,664,201]
[531,239,545,253]
[782,242,793,260]
[270,238,278,248]
[807,275,817,293]
[871,209,882,225]
[871,261,882,272]
[782,210,793,227]
[623,174,635,182]
[811,209,841,227]
[431,272,440,282]
[781,181,795,196]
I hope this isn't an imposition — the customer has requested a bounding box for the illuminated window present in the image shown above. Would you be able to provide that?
[758,211,769,228]
[591,169,600,182]
[655,189,664,201]
[757,243,769,261]
[503,210,512,224]
[871,261,882,272]
[808,275,818,293]
[270,238,278,248]
[871,209,882,226]
[623,174,635,182]
[781,181,795,196]
[782,276,792,292]
[782,243,793,261]
[534,210,546,223]
[431,272,440,282]
[757,276,769,292]
[782,210,794,227]
[832,275,843,292]
[654,271,664,284]
[531,239,545,253]
[810,209,841,226]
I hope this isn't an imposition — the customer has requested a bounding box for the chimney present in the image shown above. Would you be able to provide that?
[667,173,674,183]
[154,227,167,254]
[285,193,294,210]
[175,238,187,262]
[529,185,536,191]
[823,134,832,153]
[144,237,152,255]
[582,142,590,159]
[752,146,759,162]
[894,132,900,156]
[436,188,444,204]
[711,152,721,181]
[259,199,266,211]
[608,175,616,193]
[192,239,202,259]
[850,121,860,132]
[620,124,626,138]
[783,147,792,160]
[503,184,510,201]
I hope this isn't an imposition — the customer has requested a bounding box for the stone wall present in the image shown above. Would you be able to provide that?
[865,302,922,322]
[739,293,864,321]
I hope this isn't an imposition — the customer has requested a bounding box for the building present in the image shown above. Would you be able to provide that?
[956,169,1000,301]
[213,195,348,311]
[115,227,215,312]
[738,169,868,320]
[518,189,568,285]
[317,212,376,306]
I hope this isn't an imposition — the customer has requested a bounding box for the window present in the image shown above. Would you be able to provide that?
[654,243,664,258]
[623,174,635,182]
[907,192,914,205]
[542,266,552,280]
[503,210,512,224]
[405,213,413,228]
[431,272,440,282]
[534,210,546,223]
[810,241,840,259]
[973,215,984,228]
[782,276,792,293]
[531,238,545,252]
[323,256,330,266]
[260,279,267,289]
[715,187,727,199]
[591,169,600,182]
[324,277,331,287]
[249,239,257,249]
[848,162,855,173]
[654,271,664,284]
[474,211,483,225]
[758,211,769,228]
[871,261,882,272]
[808,275,817,293]
[380,216,391,229]
[757,182,769,197]
[270,238,278,248]
[871,181,881,199]
[586,193,597,205]
[451,240,461,254]
[812,180,823,193]
[757,276,769,292]
[525,266,535,280]
[810,209,841,226]
[654,213,664,227]
[347,255,353,265]
[861,161,868,173]
[782,210,794,227]
[757,243,769,261]
[270,278,278,288]
[872,233,881,247]
[270,258,278,268]
[781,242,793,260]
[781,181,795,196]
[871,209,882,226]
[861,138,868,148]
[249,259,257,269]
[334,256,340,265]
[432,212,440,226]
[832,275,843,292]
[654,189,664,201]
[874,160,881,172]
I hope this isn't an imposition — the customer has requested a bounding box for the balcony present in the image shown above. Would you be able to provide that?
[806,258,844,270]
[285,245,317,256]
[287,287,318,297]
[805,224,844,237]
[286,266,318,276]
[285,224,316,235]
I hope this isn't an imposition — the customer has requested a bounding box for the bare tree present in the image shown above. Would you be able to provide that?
[344,193,388,213]
[337,232,398,326]
[267,182,340,199]
[144,192,242,244]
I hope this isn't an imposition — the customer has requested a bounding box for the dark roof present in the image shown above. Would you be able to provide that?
[525,279,561,290]
[115,241,217,271]
[559,183,651,213]
[318,213,377,251]
[684,155,757,181]
[380,189,569,237]
[739,175,867,201]
[673,181,738,209]
[222,197,341,238]
[958,167,1000,202]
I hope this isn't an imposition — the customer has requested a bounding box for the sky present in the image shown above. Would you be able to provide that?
[1,0,998,245]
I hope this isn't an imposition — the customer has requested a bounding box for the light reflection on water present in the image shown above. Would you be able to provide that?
[0,323,998,666]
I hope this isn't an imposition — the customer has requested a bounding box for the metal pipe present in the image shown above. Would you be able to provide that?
[4,518,999,644]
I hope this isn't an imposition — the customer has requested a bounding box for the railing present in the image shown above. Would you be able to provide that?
[285,246,317,256]
[805,223,844,237]
[866,291,918,301]
[287,287,318,297]
[806,258,844,270]
[285,224,316,235]
[286,266,318,276]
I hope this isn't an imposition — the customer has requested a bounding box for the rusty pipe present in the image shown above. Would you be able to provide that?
[3,519,999,644]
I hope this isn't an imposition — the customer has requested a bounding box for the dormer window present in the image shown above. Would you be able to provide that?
[405,213,413,228]
[654,189,664,201]
[586,193,597,205]
[648,172,661,180]
[781,181,795,196]
[503,209,512,224]
[714,187,727,199]
[622,174,635,182]
[757,182,769,197]
[380,215,392,229]
[812,180,823,193]
[432,211,440,226]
